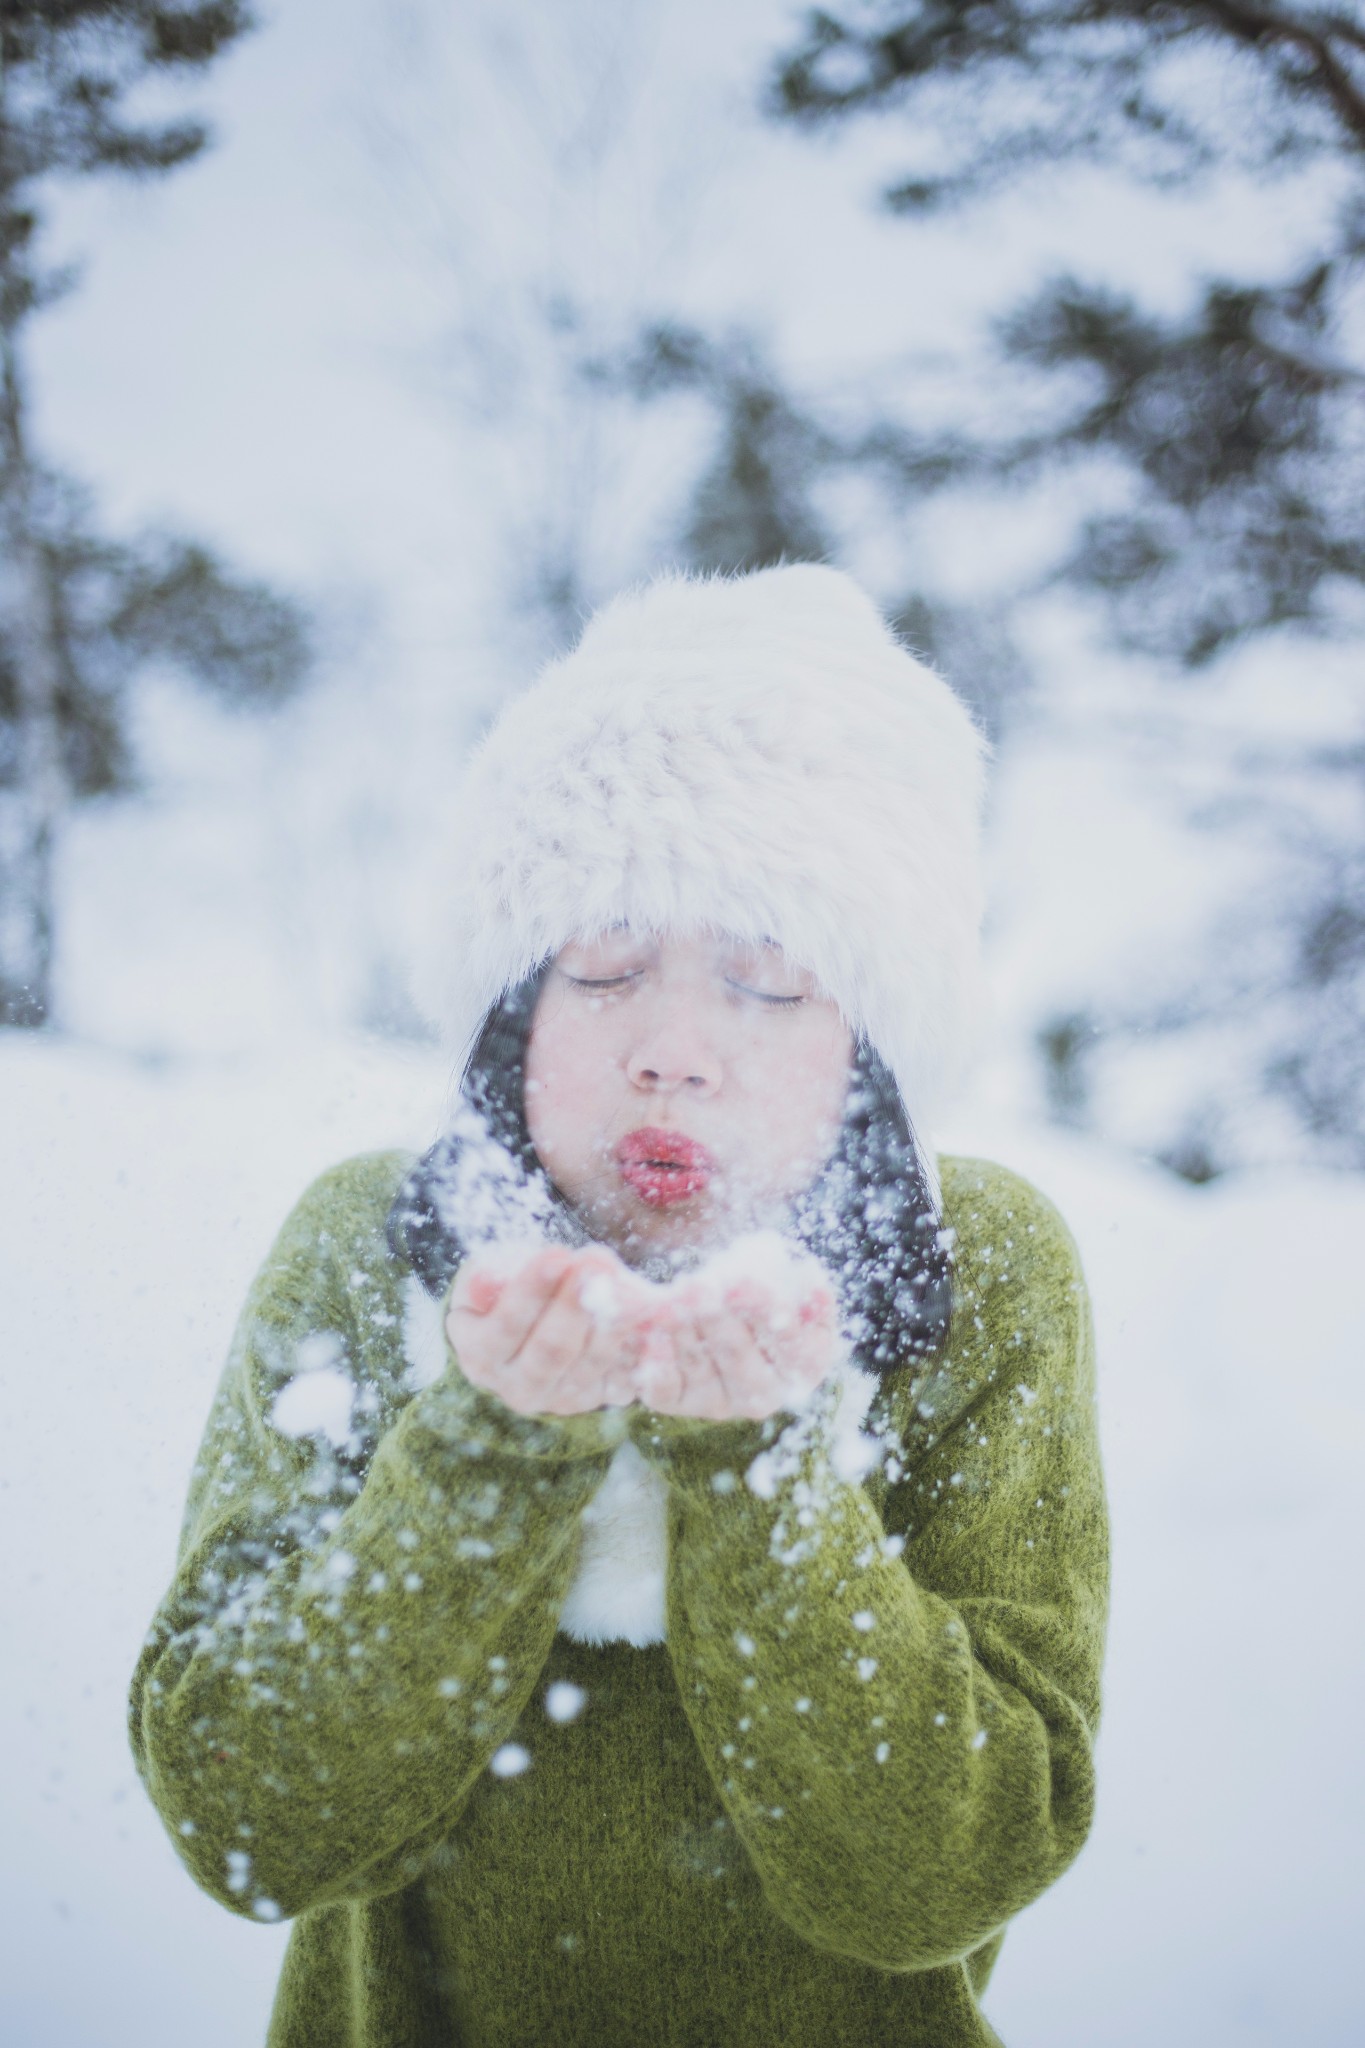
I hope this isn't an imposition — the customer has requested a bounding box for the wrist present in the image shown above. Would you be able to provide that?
[627,1404,790,1491]
[628,1355,870,1500]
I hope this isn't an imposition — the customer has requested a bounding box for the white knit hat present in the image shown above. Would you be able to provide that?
[420,564,990,1142]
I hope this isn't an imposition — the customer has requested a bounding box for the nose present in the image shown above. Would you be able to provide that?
[626,1018,722,1098]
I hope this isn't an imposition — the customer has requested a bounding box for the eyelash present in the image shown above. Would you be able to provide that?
[730,982,805,1008]
[565,972,804,1008]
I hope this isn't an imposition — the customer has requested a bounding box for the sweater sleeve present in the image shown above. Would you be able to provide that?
[128,1154,622,1924]
[626,1159,1109,1973]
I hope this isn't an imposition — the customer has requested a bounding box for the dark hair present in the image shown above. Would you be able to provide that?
[387,967,953,1380]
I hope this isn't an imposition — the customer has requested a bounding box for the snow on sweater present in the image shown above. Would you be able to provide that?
[130,1149,1108,2048]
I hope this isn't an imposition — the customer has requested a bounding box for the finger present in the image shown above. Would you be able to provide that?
[723,1282,805,1370]
[650,1276,785,1421]
[722,1279,808,1373]
[769,1317,838,1405]
[462,1270,505,1316]
[511,1263,608,1413]
[715,1320,792,1420]
[725,1276,833,1352]
[798,1284,835,1328]
[596,1351,641,1409]
[688,1286,783,1408]
[446,1248,575,1396]
[589,1310,649,1408]
[472,1247,577,1362]
[663,1310,732,1419]
[568,1248,641,1334]
[515,1253,650,1417]
[631,1319,685,1413]
[520,1254,654,1414]
[570,1251,655,1407]
[449,1244,571,1328]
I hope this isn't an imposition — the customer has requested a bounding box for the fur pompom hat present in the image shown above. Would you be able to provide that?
[419,564,990,1143]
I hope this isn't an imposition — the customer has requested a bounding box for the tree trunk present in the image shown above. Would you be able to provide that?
[0,333,67,1029]
[0,777,55,1026]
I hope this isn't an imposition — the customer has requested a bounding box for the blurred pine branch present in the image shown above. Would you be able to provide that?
[0,2,311,1029]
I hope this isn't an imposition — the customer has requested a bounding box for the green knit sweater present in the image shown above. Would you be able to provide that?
[129,1151,1108,2047]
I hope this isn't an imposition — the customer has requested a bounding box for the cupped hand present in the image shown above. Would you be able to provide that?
[445,1246,647,1417]
[447,1244,838,1425]
[632,1274,838,1422]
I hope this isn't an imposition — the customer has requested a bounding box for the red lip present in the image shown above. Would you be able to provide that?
[615,1127,715,1207]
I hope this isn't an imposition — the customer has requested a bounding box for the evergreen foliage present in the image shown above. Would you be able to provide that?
[762,1,1365,1173]
[774,2,1365,196]
[996,265,1364,667]
[0,1,310,1028]
[612,324,833,573]
[771,1,1365,663]
[610,322,1021,741]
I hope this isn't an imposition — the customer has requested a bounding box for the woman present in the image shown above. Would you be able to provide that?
[129,564,1109,2047]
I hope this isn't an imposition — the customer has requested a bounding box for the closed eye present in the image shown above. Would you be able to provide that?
[564,972,641,991]
[725,979,806,1007]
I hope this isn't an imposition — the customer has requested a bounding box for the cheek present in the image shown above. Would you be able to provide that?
[524,1009,622,1168]
[744,1018,853,1178]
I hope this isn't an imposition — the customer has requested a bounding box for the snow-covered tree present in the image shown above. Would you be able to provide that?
[0,2,310,1027]
[606,319,1027,741]
[758,1,1365,1172]
[773,0,1365,666]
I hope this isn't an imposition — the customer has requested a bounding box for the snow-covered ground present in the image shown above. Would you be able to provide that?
[3,1032,1362,2047]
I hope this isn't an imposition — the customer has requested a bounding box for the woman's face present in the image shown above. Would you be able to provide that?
[524,929,854,1265]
